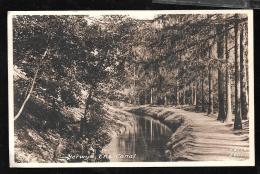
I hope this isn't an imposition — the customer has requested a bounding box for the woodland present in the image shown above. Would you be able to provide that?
[13,13,250,162]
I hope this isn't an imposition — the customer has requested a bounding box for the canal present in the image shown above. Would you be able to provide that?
[105,114,172,162]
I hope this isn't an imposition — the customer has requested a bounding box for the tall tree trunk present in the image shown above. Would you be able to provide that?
[176,83,179,106]
[22,81,32,101]
[14,48,49,121]
[144,90,147,105]
[216,24,226,122]
[84,87,93,117]
[240,25,248,120]
[193,82,197,106]
[150,88,153,105]
[246,54,249,105]
[201,76,205,112]
[195,81,199,110]
[80,115,87,138]
[208,65,214,115]
[183,78,186,105]
[191,82,194,105]
[208,47,214,115]
[81,87,93,137]
[182,88,186,105]
[189,83,193,105]
[133,65,136,105]
[225,24,233,122]
[234,16,242,130]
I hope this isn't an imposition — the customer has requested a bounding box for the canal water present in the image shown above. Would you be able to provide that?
[105,115,172,162]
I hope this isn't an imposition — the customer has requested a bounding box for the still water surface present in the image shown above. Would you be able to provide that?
[106,115,172,161]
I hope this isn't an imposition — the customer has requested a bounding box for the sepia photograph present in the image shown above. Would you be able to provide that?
[8,10,254,167]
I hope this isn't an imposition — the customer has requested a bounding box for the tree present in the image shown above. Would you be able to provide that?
[234,14,242,130]
[216,24,226,122]
[74,16,141,137]
[207,46,214,115]
[13,16,85,121]
[225,23,233,123]
[201,74,205,112]
[195,81,199,110]
[14,48,49,120]
[240,24,248,120]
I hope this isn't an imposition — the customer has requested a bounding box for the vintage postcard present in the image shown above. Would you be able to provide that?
[8,10,254,167]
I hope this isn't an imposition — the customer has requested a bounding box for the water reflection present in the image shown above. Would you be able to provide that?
[106,115,172,161]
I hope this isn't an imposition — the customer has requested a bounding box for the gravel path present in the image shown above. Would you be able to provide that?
[127,106,250,161]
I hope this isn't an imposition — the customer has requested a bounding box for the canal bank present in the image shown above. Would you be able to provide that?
[126,106,250,161]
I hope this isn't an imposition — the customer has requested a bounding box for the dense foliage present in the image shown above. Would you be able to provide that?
[13,13,249,148]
